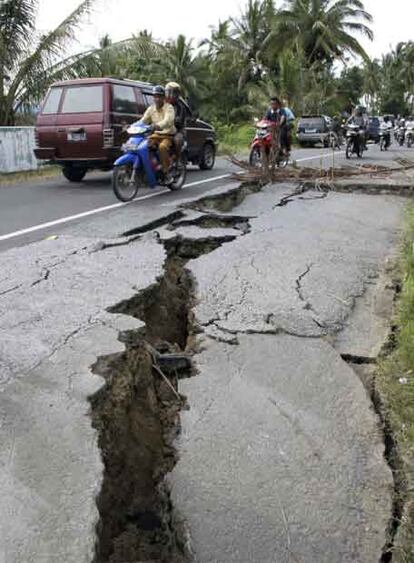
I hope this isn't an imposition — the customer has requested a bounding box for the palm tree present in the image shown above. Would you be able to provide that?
[161,35,201,98]
[0,0,96,124]
[276,0,373,66]
[228,0,277,90]
[0,1,157,125]
[362,58,381,112]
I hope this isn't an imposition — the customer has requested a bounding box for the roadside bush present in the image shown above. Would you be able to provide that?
[215,122,254,155]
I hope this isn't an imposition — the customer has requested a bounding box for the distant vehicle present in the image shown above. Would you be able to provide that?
[296,115,331,147]
[345,124,365,159]
[367,116,383,143]
[34,78,217,182]
[406,119,414,148]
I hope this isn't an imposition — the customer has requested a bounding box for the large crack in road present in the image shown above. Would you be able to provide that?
[0,178,408,563]
[82,181,405,562]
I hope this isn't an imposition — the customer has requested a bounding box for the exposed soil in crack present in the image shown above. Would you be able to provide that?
[123,211,185,237]
[90,255,195,563]
[184,182,263,213]
[88,227,245,562]
[87,178,407,563]
[343,350,405,561]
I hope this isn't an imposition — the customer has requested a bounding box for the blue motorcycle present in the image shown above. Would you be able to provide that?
[112,121,187,202]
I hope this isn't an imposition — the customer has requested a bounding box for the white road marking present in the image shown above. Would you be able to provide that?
[0,151,347,243]
[0,174,232,242]
[295,151,346,162]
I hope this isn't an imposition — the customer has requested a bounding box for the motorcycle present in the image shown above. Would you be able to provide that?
[249,119,289,168]
[396,126,406,147]
[379,128,392,151]
[406,124,414,148]
[112,121,187,202]
[345,124,364,159]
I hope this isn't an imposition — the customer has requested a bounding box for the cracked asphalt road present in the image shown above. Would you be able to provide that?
[171,185,403,562]
[0,144,409,562]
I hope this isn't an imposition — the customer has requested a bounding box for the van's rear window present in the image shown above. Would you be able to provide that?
[298,118,324,128]
[61,85,103,113]
[42,87,63,114]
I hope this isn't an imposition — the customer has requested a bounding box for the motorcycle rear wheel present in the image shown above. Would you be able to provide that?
[112,164,140,202]
[380,138,385,151]
[168,157,187,191]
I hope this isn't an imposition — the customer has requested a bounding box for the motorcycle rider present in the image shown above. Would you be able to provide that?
[397,116,407,145]
[141,85,175,183]
[265,96,291,155]
[165,81,186,159]
[346,106,368,150]
[380,115,393,148]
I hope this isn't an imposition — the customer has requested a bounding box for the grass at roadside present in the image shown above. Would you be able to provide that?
[377,204,414,562]
[216,123,254,156]
[0,165,61,186]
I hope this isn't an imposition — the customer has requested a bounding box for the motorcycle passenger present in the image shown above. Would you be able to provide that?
[142,85,175,182]
[347,106,368,150]
[165,81,186,160]
[265,96,290,155]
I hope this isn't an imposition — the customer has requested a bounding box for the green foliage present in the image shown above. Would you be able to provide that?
[377,204,414,562]
[11,0,414,133]
[215,122,255,154]
[0,1,158,125]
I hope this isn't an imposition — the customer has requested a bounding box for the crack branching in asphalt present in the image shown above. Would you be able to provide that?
[83,180,403,562]
[89,226,242,562]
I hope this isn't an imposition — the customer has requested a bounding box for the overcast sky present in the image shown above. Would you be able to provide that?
[36,0,413,60]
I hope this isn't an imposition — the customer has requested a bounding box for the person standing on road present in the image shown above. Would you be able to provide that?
[141,85,176,183]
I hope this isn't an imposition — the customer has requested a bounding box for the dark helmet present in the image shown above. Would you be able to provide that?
[152,85,165,97]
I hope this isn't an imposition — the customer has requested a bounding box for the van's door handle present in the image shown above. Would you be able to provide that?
[58,128,66,132]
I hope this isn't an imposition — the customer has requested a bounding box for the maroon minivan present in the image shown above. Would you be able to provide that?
[34,77,217,182]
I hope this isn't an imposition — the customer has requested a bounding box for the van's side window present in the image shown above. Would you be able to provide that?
[135,88,145,113]
[112,85,138,114]
[42,88,63,114]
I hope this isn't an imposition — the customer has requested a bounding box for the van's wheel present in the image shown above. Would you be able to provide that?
[62,166,87,182]
[199,143,216,170]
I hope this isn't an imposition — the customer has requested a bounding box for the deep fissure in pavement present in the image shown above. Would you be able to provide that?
[342,326,406,563]
[88,180,407,562]
[89,228,242,562]
[185,181,263,213]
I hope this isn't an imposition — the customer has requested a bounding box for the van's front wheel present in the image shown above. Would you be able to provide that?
[62,166,87,182]
[112,164,140,202]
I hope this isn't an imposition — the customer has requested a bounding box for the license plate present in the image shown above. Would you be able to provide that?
[67,132,86,142]
[305,129,317,133]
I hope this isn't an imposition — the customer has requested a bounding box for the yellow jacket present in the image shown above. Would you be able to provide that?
[142,103,176,135]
